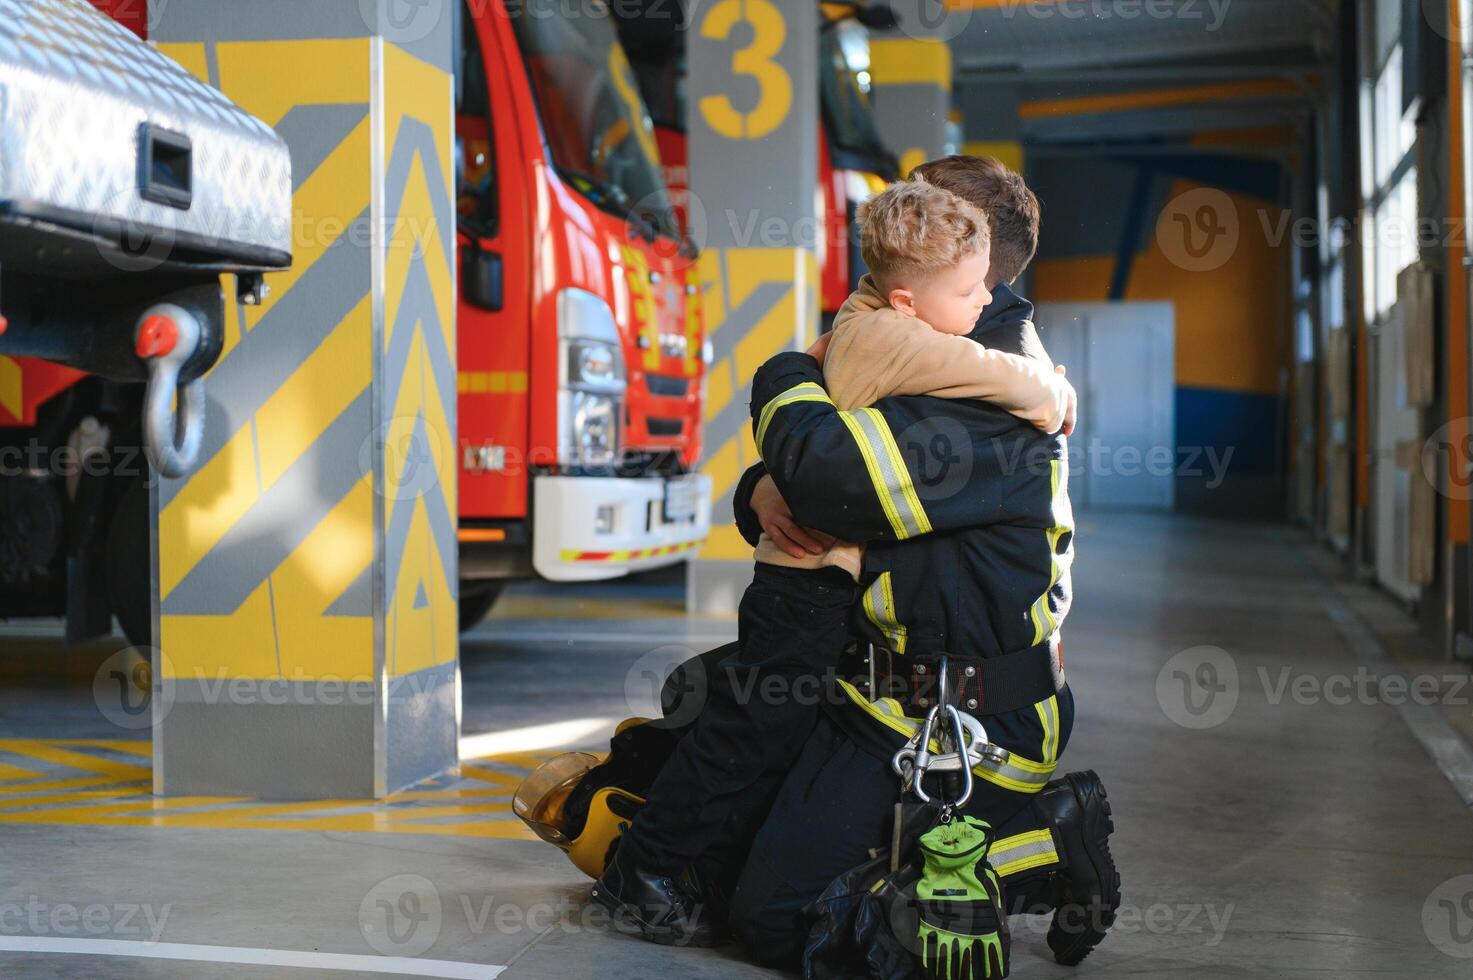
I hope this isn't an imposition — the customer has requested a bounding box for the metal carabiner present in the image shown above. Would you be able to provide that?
[941,704,975,810]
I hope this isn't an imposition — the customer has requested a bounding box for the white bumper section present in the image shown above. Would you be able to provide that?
[532,474,712,582]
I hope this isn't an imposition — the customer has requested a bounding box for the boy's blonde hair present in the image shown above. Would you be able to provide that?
[857,177,991,289]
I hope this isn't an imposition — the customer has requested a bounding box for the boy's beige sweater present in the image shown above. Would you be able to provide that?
[754,275,1067,580]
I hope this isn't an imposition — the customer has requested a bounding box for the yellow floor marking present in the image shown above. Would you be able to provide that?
[465,751,549,770]
[0,762,41,781]
[0,740,547,839]
[0,776,146,796]
[22,739,151,754]
[0,742,152,781]
[0,789,150,811]
[458,766,523,788]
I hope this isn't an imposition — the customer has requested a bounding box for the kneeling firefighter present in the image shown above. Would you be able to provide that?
[516,346,1121,973]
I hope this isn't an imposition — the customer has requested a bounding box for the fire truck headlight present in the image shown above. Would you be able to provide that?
[567,390,619,469]
[557,288,626,469]
[568,340,620,388]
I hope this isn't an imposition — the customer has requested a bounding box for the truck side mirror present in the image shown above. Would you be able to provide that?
[463,243,503,312]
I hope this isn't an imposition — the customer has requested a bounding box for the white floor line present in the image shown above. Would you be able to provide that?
[0,936,503,979]
[1323,594,1473,808]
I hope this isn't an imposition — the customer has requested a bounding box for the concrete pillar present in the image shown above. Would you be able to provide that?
[149,0,458,798]
[685,0,820,614]
[869,0,953,176]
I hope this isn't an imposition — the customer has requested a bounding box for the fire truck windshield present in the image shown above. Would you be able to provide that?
[509,6,677,238]
[820,27,889,165]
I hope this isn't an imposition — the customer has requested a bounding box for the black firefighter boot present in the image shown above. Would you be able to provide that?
[1006,769,1121,966]
[590,843,723,948]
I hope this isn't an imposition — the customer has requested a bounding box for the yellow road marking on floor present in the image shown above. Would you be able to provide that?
[0,740,547,839]
[0,742,152,781]
[0,762,41,781]
[0,776,147,796]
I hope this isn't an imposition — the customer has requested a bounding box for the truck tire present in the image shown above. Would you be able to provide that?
[459,582,503,632]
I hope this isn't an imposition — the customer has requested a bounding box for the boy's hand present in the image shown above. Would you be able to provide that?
[1054,365,1077,436]
[806,331,834,367]
[752,474,835,558]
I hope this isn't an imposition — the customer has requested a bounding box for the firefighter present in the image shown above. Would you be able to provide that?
[533,157,1120,968]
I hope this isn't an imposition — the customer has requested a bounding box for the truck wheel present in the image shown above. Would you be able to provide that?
[459,582,503,632]
[106,478,151,649]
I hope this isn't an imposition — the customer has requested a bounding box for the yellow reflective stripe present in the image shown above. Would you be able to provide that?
[842,408,931,538]
[838,412,908,538]
[836,680,1057,793]
[991,828,1060,878]
[856,407,932,536]
[1029,460,1070,644]
[754,382,831,454]
[1034,694,1059,764]
[862,571,908,653]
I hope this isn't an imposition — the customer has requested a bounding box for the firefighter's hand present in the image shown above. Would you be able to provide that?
[752,474,835,558]
[1054,365,1077,437]
[806,332,834,367]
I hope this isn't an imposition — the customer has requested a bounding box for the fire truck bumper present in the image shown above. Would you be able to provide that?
[532,474,712,582]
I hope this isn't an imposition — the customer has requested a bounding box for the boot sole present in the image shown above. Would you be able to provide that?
[1048,771,1122,966]
[589,882,725,948]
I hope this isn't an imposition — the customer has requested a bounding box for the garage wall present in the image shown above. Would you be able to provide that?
[1027,151,1293,519]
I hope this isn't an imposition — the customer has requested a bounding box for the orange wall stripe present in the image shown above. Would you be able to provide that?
[1019,80,1299,121]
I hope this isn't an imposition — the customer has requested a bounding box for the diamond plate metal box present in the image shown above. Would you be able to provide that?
[0,0,292,274]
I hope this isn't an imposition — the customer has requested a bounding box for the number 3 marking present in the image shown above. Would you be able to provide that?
[698,0,792,140]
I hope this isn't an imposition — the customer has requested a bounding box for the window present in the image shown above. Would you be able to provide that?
[1359,31,1418,321]
[457,1,499,236]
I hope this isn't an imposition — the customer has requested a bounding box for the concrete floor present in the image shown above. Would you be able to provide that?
[1,512,1472,977]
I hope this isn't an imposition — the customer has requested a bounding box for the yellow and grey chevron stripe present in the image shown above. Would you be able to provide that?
[1027,459,1074,645]
[0,740,542,838]
[990,828,1061,878]
[695,247,820,560]
[381,40,458,678]
[155,38,379,680]
[152,36,456,682]
[862,570,907,653]
[837,681,1059,794]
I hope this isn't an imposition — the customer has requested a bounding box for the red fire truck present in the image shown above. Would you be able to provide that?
[453,3,710,627]
[1,0,709,642]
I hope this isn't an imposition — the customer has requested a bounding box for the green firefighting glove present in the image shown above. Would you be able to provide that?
[916,815,1009,980]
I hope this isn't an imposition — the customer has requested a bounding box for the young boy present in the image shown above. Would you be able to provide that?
[591,177,1077,945]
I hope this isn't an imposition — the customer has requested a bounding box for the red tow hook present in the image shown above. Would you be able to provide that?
[135,314,179,359]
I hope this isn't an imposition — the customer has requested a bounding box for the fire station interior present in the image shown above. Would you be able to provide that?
[2,0,1473,977]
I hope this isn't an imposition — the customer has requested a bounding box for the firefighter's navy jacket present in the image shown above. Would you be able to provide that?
[732,283,1074,796]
